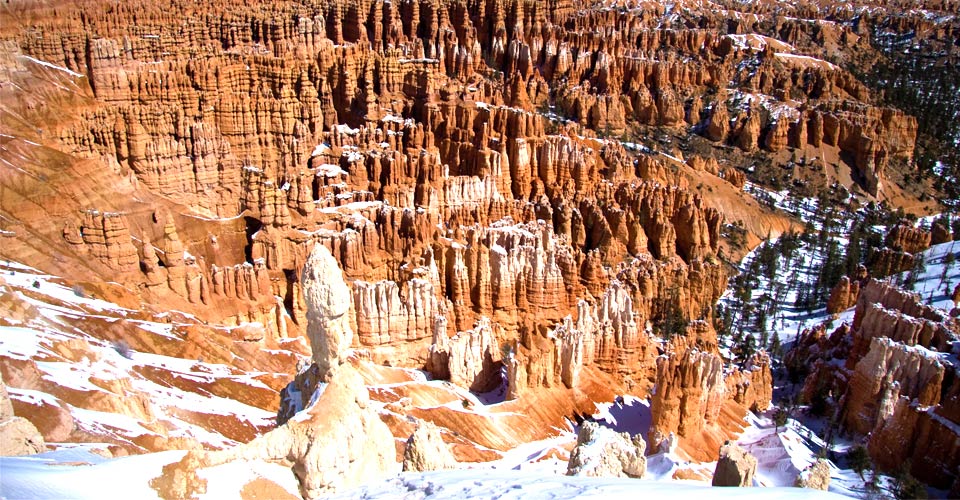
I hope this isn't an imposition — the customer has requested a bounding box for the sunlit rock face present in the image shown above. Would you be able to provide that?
[1,0,952,489]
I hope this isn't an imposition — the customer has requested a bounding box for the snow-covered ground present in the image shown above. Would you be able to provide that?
[0,446,182,500]
[890,239,960,311]
[0,445,300,500]
[738,411,888,497]
[326,470,846,499]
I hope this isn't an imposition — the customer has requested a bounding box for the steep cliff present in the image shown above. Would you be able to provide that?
[787,279,960,488]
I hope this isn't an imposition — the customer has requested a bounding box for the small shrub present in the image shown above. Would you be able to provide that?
[773,407,789,432]
[894,461,927,499]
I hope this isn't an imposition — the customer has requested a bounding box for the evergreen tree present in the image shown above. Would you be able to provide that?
[941,251,954,285]
[893,461,928,499]
[769,330,782,358]
[773,406,789,433]
[848,445,872,480]
[740,333,757,362]
[844,222,866,276]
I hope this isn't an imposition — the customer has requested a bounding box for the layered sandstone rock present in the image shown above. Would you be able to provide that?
[566,421,647,478]
[65,211,139,272]
[795,459,831,491]
[5,0,937,477]
[885,224,931,254]
[855,301,953,352]
[932,221,953,245]
[429,317,502,393]
[648,346,725,450]
[788,278,960,488]
[868,396,960,489]
[826,275,861,314]
[724,353,773,412]
[843,337,944,435]
[868,248,916,279]
[712,442,757,487]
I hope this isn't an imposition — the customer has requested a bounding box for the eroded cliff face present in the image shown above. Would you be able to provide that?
[787,279,960,489]
[2,0,942,475]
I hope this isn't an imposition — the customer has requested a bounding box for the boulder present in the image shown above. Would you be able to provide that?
[712,442,756,486]
[403,421,458,472]
[795,459,831,490]
[567,421,647,478]
[0,375,45,456]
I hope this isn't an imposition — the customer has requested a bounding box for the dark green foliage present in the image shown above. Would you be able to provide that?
[769,330,782,358]
[773,406,789,432]
[848,445,872,480]
[657,287,688,340]
[807,379,832,417]
[893,461,928,500]
[851,27,960,207]
[737,333,757,361]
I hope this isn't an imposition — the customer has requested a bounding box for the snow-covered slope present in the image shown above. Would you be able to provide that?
[0,445,300,500]
[0,259,300,454]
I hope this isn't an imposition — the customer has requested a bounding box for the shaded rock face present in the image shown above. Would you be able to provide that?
[428,317,501,393]
[648,346,724,448]
[711,442,757,487]
[884,224,931,254]
[786,279,960,489]
[567,421,646,478]
[932,222,953,245]
[403,421,457,472]
[844,337,944,435]
[0,374,45,456]
[302,244,354,379]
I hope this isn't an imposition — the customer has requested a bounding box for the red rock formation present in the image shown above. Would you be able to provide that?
[8,0,943,474]
[648,344,725,449]
[706,100,730,142]
[826,276,860,314]
[932,221,953,245]
[885,224,932,254]
[843,337,944,435]
[788,279,960,487]
[868,248,916,278]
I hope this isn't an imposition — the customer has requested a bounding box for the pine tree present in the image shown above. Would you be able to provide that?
[848,445,872,480]
[769,330,782,358]
[740,333,757,362]
[844,222,865,276]
[773,406,789,433]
